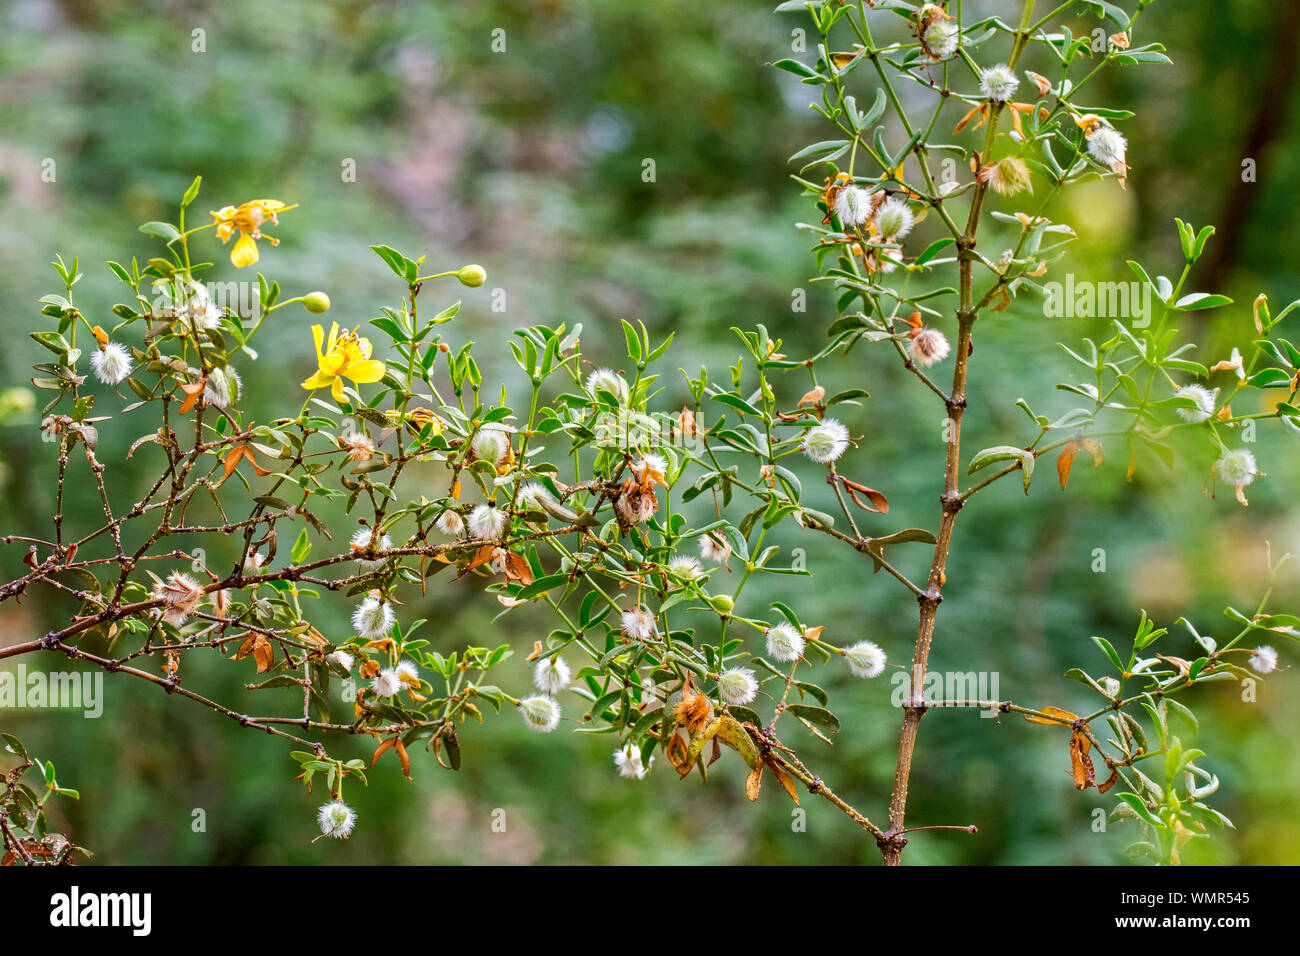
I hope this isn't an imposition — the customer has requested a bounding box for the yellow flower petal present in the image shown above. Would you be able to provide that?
[330,377,347,402]
[346,360,387,385]
[231,232,259,268]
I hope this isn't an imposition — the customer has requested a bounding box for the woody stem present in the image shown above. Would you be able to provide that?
[879,0,1037,867]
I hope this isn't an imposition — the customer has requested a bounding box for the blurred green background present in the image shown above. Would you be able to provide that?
[1,0,1298,865]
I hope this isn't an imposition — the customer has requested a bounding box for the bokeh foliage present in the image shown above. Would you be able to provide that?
[0,0,1297,864]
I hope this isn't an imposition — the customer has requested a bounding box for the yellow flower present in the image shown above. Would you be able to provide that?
[301,323,387,402]
[210,199,296,268]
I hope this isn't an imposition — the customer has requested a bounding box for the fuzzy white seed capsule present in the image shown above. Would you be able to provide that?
[395,660,419,684]
[1214,449,1258,488]
[1175,384,1217,423]
[873,198,915,240]
[436,509,465,536]
[922,17,960,59]
[698,533,731,565]
[350,527,393,569]
[518,482,552,511]
[533,656,571,694]
[669,555,703,579]
[152,571,203,627]
[909,328,951,368]
[371,668,402,697]
[519,695,561,732]
[717,667,759,705]
[845,640,887,678]
[1087,126,1127,170]
[317,800,356,839]
[979,63,1020,102]
[834,185,875,228]
[203,365,241,408]
[585,368,629,402]
[614,742,653,779]
[616,491,657,525]
[90,342,133,385]
[621,605,658,641]
[1251,645,1278,675]
[765,622,806,663]
[339,433,375,461]
[801,418,850,464]
[472,428,510,464]
[468,503,506,540]
[352,597,395,639]
[980,157,1032,197]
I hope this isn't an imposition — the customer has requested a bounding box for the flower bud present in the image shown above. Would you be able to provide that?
[457,264,487,288]
[303,291,331,313]
[706,593,734,614]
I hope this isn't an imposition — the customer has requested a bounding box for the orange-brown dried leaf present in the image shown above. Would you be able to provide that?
[766,756,800,805]
[1069,729,1096,790]
[504,551,533,585]
[251,635,274,673]
[1024,705,1078,726]
[178,381,204,416]
[1098,766,1119,794]
[745,765,763,802]
[953,102,987,134]
[1057,442,1080,489]
[394,737,411,779]
[666,732,690,774]
[841,477,889,514]
[363,637,396,656]
[463,545,496,573]
[797,386,826,408]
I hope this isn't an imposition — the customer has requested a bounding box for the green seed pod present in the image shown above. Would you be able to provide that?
[303,291,331,313]
[457,264,487,288]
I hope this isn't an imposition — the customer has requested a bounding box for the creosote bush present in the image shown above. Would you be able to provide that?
[2,0,1299,866]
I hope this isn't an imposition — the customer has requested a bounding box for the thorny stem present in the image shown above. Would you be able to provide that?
[880,0,1038,866]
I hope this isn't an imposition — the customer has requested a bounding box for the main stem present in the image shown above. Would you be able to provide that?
[879,0,1037,866]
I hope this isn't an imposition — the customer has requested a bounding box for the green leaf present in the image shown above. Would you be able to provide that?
[967,445,1035,492]
[181,176,202,208]
[1165,698,1198,734]
[772,58,820,79]
[291,528,312,564]
[370,244,410,279]
[786,704,840,732]
[139,221,181,242]
[1116,792,1165,829]
[1092,635,1124,671]
[621,320,642,363]
[1245,368,1292,388]
[914,238,956,266]
[1172,292,1232,311]
[513,574,569,601]
[711,393,763,417]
